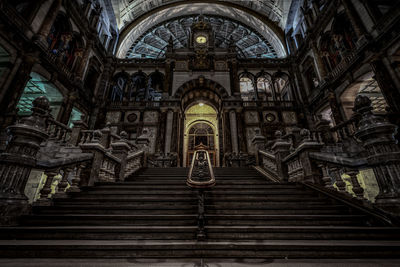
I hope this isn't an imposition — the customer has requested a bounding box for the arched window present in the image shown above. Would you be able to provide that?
[47,14,72,55]
[239,73,256,101]
[273,73,291,101]
[256,74,273,101]
[110,74,127,102]
[147,71,164,101]
[188,123,215,151]
[131,72,147,101]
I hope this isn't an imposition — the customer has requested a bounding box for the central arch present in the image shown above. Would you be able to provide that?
[183,102,220,167]
[116,2,287,58]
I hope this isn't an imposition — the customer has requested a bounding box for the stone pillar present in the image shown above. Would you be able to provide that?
[354,95,400,214]
[251,129,266,165]
[165,59,174,96]
[37,0,62,45]
[76,39,93,80]
[229,60,240,96]
[345,169,364,198]
[58,91,77,125]
[69,115,88,146]
[311,41,327,79]
[164,109,174,154]
[0,96,50,225]
[271,131,291,181]
[229,110,239,154]
[328,91,343,124]
[236,109,247,153]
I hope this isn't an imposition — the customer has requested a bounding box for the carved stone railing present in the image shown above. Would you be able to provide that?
[330,116,359,143]
[125,151,145,179]
[224,152,256,167]
[187,150,216,241]
[46,118,72,144]
[258,150,279,181]
[255,95,400,217]
[0,96,147,225]
[147,152,177,168]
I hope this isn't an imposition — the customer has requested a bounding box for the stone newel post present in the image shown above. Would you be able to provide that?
[111,131,131,181]
[0,96,50,225]
[354,95,400,214]
[271,131,291,181]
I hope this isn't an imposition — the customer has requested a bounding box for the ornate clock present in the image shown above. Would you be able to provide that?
[195,35,207,44]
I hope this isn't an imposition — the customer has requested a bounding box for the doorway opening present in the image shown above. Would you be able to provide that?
[183,102,219,167]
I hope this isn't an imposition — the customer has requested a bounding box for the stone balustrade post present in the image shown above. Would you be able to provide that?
[0,96,50,225]
[271,131,291,181]
[100,123,111,149]
[69,115,88,146]
[354,95,400,214]
[53,167,73,199]
[316,115,334,144]
[329,166,347,192]
[290,129,323,183]
[80,130,106,186]
[36,169,59,205]
[111,131,131,181]
[345,169,364,199]
[69,162,87,192]
[251,128,266,165]
[319,163,334,189]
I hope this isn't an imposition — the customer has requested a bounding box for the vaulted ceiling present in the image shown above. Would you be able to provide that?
[110,0,294,58]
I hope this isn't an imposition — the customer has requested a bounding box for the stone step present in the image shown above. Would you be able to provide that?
[1,226,398,241]
[34,206,352,216]
[1,240,400,258]
[91,184,299,189]
[20,214,367,227]
[21,215,198,226]
[73,190,316,196]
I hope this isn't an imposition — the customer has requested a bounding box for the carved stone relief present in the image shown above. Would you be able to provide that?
[106,111,121,124]
[143,111,159,123]
[245,111,259,124]
[282,111,297,124]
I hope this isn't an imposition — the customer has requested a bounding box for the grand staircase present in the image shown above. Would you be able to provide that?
[1,167,400,258]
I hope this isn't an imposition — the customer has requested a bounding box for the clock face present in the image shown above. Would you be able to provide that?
[196,35,207,44]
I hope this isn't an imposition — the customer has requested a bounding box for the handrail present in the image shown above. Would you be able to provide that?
[187,150,216,188]
[186,150,215,241]
[302,182,399,226]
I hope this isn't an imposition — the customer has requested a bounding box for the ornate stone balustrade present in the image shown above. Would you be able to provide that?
[256,95,400,216]
[0,96,147,225]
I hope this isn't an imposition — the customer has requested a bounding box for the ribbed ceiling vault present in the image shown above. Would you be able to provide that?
[115,1,290,58]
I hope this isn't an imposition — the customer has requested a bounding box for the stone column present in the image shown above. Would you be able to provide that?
[311,41,327,79]
[37,0,62,45]
[354,95,400,214]
[164,109,174,154]
[76,39,94,80]
[229,110,239,154]
[0,96,50,225]
[229,60,240,96]
[58,91,78,125]
[328,91,343,124]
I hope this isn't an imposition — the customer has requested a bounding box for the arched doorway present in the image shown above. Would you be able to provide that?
[183,102,219,167]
